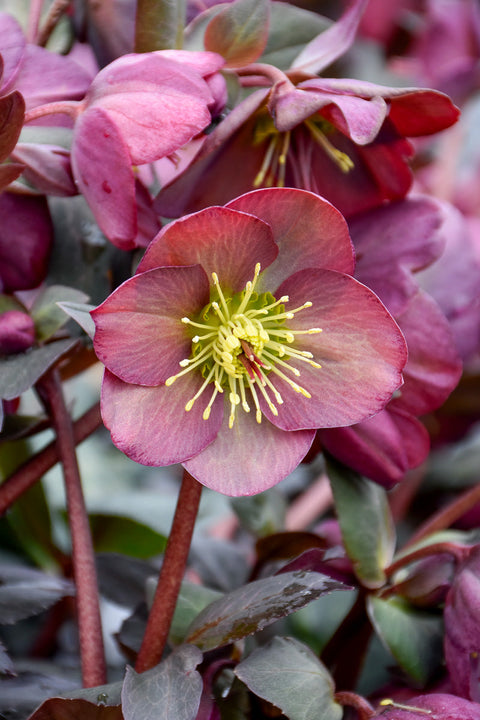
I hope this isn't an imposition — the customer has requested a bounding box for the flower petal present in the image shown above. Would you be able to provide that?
[261,269,407,430]
[137,206,278,292]
[101,369,223,466]
[92,265,210,386]
[184,405,315,496]
[319,407,430,488]
[71,107,137,249]
[226,188,355,288]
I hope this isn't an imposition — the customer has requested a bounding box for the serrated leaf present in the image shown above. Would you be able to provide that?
[185,570,348,651]
[0,565,74,624]
[135,0,186,51]
[121,645,203,720]
[57,302,96,340]
[326,456,395,588]
[0,338,77,400]
[235,636,342,720]
[31,286,89,341]
[204,0,270,67]
[367,596,444,685]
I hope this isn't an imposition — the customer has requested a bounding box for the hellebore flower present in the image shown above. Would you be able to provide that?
[29,49,224,249]
[319,197,462,486]
[0,192,53,293]
[444,544,480,700]
[373,693,480,719]
[91,188,407,496]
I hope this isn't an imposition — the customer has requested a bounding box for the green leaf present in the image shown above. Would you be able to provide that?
[122,645,203,720]
[230,487,286,537]
[164,580,223,645]
[185,570,348,651]
[31,285,89,341]
[367,596,444,685]
[259,2,330,70]
[90,515,167,559]
[326,456,395,588]
[135,0,186,51]
[57,302,96,340]
[235,636,342,720]
[204,0,270,67]
[0,338,77,400]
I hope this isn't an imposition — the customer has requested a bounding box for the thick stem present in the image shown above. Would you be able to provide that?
[406,481,480,548]
[135,470,202,672]
[36,371,106,687]
[0,403,102,516]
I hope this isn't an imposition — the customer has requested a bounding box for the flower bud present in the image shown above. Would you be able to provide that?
[0,310,35,355]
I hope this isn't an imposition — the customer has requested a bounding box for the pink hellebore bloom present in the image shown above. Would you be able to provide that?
[92,188,407,496]
[70,50,224,249]
[154,73,459,220]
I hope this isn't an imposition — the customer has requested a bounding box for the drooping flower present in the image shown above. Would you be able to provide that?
[154,0,459,220]
[91,188,407,496]
[319,197,463,486]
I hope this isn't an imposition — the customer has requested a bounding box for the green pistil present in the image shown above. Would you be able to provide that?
[165,263,322,428]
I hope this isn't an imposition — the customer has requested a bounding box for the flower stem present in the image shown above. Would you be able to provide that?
[37,0,72,47]
[0,402,102,517]
[135,469,202,672]
[36,370,106,687]
[406,481,480,548]
[26,0,43,43]
[334,691,375,719]
[24,101,79,125]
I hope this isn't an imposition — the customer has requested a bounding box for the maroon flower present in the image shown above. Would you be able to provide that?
[91,188,407,496]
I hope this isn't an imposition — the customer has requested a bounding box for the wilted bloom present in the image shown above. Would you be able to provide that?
[92,188,407,496]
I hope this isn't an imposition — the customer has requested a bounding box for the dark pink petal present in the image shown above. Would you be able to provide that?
[272,84,388,143]
[13,45,92,109]
[184,406,315,496]
[86,53,214,164]
[134,179,162,248]
[0,13,26,91]
[225,188,355,287]
[319,407,430,488]
[261,269,407,431]
[101,369,223,466]
[291,0,369,74]
[352,196,446,315]
[71,107,137,249]
[12,143,76,196]
[390,290,462,417]
[137,206,278,293]
[157,50,225,76]
[0,193,52,292]
[154,89,269,218]
[0,90,25,163]
[374,693,480,719]
[92,265,210,386]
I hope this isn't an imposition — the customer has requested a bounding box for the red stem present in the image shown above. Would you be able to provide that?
[37,0,72,47]
[334,691,375,719]
[385,541,468,578]
[0,402,102,516]
[406,480,480,548]
[26,0,43,43]
[135,469,202,672]
[24,100,80,125]
[36,370,106,687]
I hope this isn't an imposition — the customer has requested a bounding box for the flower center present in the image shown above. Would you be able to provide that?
[252,113,354,188]
[165,263,322,428]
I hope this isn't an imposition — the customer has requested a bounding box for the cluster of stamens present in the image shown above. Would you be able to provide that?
[165,264,322,428]
[253,113,354,188]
